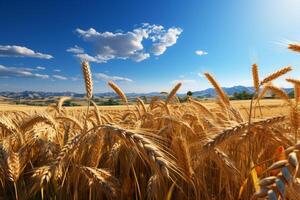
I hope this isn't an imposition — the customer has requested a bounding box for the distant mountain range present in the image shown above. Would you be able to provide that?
[0,86,293,99]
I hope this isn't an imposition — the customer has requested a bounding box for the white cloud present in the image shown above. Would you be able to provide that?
[70,77,80,81]
[0,64,49,79]
[66,45,84,54]
[0,45,53,59]
[36,66,46,70]
[197,73,204,78]
[95,72,133,82]
[151,27,183,55]
[71,23,182,63]
[170,79,196,84]
[131,53,150,62]
[74,53,106,63]
[195,50,208,56]
[53,69,61,72]
[35,73,49,79]
[169,79,200,93]
[273,79,292,88]
[53,75,68,80]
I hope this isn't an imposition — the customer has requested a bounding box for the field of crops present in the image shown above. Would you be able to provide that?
[1,46,300,200]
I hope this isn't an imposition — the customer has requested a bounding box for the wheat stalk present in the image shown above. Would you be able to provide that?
[171,137,194,178]
[90,100,102,125]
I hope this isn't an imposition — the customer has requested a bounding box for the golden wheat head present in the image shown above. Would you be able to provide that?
[108,81,127,104]
[252,63,260,92]
[288,43,300,53]
[81,61,93,99]
[204,72,230,106]
[166,82,182,104]
[260,66,292,85]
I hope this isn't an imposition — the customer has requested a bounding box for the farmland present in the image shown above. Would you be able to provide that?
[1,60,300,199]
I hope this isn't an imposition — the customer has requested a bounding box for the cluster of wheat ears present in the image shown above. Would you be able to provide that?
[0,44,300,200]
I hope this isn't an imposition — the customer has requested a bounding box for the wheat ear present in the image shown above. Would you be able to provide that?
[285,78,300,103]
[108,81,128,104]
[288,43,300,53]
[260,66,292,85]
[82,61,93,99]
[188,98,214,119]
[20,113,56,132]
[204,73,230,106]
[57,96,72,113]
[101,125,175,177]
[166,83,182,104]
[203,115,286,149]
[252,64,260,92]
[80,167,119,198]
[136,97,147,113]
[286,78,300,86]
[264,85,291,104]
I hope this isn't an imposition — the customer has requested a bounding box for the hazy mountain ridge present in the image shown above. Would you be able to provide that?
[0,86,293,99]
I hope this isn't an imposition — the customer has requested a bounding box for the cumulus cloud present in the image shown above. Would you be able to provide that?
[151,27,183,55]
[0,65,49,79]
[53,69,61,72]
[95,73,133,82]
[66,45,84,54]
[131,53,150,62]
[0,45,53,59]
[70,23,182,63]
[53,75,68,80]
[74,53,105,63]
[195,50,208,56]
[36,66,46,70]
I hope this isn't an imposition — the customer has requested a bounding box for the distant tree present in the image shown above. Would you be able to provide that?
[141,95,147,104]
[63,100,72,106]
[289,90,294,98]
[101,98,120,106]
[187,91,193,96]
[93,98,101,102]
[232,91,253,100]
[62,101,80,107]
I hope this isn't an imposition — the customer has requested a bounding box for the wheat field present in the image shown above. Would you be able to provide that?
[0,45,300,200]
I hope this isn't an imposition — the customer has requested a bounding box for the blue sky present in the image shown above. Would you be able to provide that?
[1,0,300,93]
